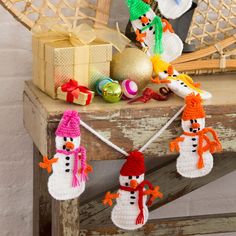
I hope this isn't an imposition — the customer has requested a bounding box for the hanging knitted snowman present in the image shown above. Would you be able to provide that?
[125,0,183,62]
[39,110,92,200]
[103,151,163,230]
[170,93,222,178]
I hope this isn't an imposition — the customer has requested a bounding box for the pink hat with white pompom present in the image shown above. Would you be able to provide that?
[55,110,81,138]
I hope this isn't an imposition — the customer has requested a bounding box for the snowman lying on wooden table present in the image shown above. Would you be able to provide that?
[39,110,92,200]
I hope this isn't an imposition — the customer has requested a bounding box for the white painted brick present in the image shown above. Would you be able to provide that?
[0,49,32,77]
[0,77,31,105]
[0,160,32,188]
[0,23,31,50]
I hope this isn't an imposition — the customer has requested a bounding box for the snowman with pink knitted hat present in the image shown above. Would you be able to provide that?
[39,110,92,200]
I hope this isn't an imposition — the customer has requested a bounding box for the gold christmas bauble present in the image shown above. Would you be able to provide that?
[110,48,153,89]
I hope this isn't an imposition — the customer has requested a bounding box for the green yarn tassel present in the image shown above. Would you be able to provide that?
[141,16,163,55]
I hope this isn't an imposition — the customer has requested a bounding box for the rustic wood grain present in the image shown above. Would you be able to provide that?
[24,74,236,160]
[80,213,236,236]
[80,152,236,227]
[33,145,52,236]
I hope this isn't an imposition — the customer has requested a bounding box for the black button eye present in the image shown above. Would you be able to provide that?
[136,176,139,179]
[190,120,193,124]
[70,138,73,142]
[195,119,197,123]
[173,74,177,77]
[64,137,67,141]
[128,176,132,180]
[164,70,167,74]
[143,14,146,16]
[139,16,141,20]
[125,183,129,186]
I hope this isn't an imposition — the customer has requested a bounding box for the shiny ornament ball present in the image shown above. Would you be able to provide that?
[121,79,138,99]
[95,77,113,95]
[110,48,153,89]
[102,82,122,103]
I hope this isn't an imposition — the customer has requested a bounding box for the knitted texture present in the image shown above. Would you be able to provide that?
[104,151,163,230]
[126,0,150,21]
[56,110,81,138]
[170,93,222,178]
[182,93,205,120]
[39,110,91,200]
[120,151,145,176]
[156,0,192,20]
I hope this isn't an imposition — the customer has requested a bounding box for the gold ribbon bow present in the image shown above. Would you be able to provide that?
[32,18,130,52]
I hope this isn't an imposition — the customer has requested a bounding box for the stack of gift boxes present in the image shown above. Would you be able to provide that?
[32,34,113,105]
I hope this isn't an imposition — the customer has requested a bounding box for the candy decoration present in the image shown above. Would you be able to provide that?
[39,110,92,200]
[170,93,222,178]
[102,81,122,103]
[103,151,163,230]
[121,80,138,100]
[95,77,113,95]
[111,48,153,89]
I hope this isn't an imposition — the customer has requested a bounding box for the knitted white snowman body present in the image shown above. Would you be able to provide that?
[126,0,183,62]
[111,174,149,230]
[48,136,85,201]
[170,94,222,178]
[156,0,192,19]
[40,110,88,201]
[176,118,214,178]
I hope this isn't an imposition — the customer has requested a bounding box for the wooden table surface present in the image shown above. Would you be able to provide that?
[24,73,236,160]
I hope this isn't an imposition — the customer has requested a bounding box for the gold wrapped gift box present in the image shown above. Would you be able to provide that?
[32,36,112,99]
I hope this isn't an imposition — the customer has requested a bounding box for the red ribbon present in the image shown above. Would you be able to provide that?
[61,79,93,105]
[129,88,167,104]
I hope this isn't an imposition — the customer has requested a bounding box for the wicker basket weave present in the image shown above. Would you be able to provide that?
[173,0,236,74]
[0,0,111,29]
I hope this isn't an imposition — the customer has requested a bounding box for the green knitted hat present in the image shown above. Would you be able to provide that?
[126,0,151,21]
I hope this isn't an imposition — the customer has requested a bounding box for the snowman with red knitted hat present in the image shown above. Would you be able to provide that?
[39,110,92,200]
[170,94,222,178]
[103,151,163,230]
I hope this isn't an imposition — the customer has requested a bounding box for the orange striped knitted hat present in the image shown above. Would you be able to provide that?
[182,93,205,121]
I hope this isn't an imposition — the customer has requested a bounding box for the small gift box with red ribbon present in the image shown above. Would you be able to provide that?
[57,79,94,106]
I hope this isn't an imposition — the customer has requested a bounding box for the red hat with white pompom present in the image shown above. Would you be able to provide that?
[120,151,146,176]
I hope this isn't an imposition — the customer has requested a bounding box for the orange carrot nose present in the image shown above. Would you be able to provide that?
[130,179,138,189]
[192,123,200,129]
[65,142,74,150]
[167,65,174,75]
[141,16,149,24]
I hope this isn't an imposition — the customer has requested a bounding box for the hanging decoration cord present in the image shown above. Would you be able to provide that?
[80,105,185,157]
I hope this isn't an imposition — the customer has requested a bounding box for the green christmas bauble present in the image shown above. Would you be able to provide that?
[110,48,153,89]
[102,82,122,103]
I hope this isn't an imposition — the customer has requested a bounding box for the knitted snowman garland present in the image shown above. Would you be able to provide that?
[170,94,222,178]
[103,151,163,230]
[39,110,92,200]
[125,0,183,62]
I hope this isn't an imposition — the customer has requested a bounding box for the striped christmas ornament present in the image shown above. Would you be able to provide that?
[121,79,138,100]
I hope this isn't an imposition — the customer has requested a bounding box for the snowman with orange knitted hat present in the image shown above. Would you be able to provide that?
[39,110,92,200]
[103,151,163,230]
[170,94,222,178]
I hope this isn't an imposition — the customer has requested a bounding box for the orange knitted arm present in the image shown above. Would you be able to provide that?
[170,137,185,152]
[39,156,58,173]
[103,192,119,206]
[162,19,174,33]
[135,29,146,43]
[151,76,171,84]
[144,186,163,202]
[203,128,222,152]
[79,164,93,175]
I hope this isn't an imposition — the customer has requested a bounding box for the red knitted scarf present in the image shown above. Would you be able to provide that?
[120,180,154,225]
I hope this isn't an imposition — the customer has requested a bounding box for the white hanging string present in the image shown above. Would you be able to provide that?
[80,105,185,157]
[80,120,129,156]
[139,105,185,152]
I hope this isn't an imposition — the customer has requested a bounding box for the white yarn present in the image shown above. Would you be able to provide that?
[80,106,185,156]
